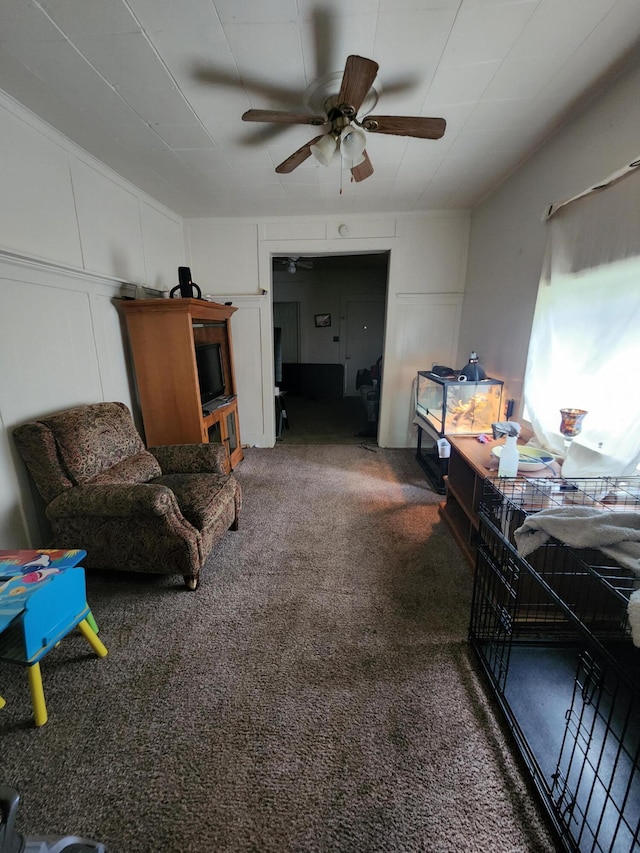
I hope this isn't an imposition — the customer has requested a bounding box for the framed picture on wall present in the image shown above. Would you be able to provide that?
[314,313,331,328]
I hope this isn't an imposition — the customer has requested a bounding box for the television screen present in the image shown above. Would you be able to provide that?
[195,343,225,406]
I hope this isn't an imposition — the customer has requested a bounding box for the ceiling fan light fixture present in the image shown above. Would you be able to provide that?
[287,259,297,274]
[341,151,366,169]
[310,133,337,166]
[339,125,367,160]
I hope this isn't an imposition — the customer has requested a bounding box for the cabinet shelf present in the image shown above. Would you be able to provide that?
[444,476,477,528]
[439,435,557,568]
[438,436,494,567]
[439,495,476,566]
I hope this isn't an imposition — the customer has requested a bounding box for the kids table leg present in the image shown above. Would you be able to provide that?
[86,611,99,633]
[77,619,108,658]
[27,663,48,727]
[24,622,107,727]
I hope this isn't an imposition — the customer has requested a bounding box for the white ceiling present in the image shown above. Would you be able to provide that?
[1,0,639,218]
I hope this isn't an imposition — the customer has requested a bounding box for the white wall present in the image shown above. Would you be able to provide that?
[186,211,469,449]
[460,55,640,415]
[0,91,186,547]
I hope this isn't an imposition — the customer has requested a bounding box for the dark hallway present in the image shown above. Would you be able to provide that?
[276,395,377,446]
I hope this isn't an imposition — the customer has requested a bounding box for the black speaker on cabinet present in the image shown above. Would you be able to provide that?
[170,266,202,299]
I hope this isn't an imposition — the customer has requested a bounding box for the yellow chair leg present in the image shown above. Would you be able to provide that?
[77,619,108,658]
[86,611,99,633]
[27,663,48,727]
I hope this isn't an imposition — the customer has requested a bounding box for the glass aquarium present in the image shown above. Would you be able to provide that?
[416,371,503,436]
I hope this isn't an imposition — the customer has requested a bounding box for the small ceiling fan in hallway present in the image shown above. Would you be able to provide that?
[275,257,314,274]
[242,54,446,183]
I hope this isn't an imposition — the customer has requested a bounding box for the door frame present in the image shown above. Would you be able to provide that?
[265,242,394,446]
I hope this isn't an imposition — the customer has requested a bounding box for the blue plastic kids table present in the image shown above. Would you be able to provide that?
[0,549,107,726]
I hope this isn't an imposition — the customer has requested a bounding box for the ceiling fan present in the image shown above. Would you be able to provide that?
[275,256,314,274]
[242,54,446,183]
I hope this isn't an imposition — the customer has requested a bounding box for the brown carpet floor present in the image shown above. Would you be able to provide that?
[0,446,557,852]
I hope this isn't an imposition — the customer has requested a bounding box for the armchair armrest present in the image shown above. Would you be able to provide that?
[149,443,227,475]
[47,484,179,519]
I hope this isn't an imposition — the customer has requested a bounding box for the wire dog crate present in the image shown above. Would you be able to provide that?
[469,476,640,853]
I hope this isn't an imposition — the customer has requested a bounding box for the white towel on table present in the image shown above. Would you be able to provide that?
[629,590,640,648]
[514,506,640,646]
[514,506,640,575]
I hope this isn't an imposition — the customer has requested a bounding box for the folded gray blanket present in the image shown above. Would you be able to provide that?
[514,506,640,576]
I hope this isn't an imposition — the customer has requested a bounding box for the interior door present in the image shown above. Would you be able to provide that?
[345,300,385,396]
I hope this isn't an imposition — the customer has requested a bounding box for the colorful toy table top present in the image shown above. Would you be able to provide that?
[0,549,86,581]
[0,552,91,665]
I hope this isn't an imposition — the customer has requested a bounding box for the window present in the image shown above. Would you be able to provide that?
[523,160,640,476]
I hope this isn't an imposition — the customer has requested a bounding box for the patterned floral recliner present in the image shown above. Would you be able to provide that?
[13,402,241,590]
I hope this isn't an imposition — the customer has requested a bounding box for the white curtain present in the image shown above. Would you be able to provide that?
[524,160,640,477]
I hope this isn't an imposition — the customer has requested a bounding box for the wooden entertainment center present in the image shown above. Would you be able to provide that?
[121,298,243,472]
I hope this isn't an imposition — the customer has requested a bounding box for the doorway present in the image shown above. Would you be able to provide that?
[271,252,389,444]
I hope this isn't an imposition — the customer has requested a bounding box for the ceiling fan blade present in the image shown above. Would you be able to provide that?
[275,135,325,174]
[243,109,326,126]
[361,115,446,139]
[337,55,379,116]
[351,150,374,183]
